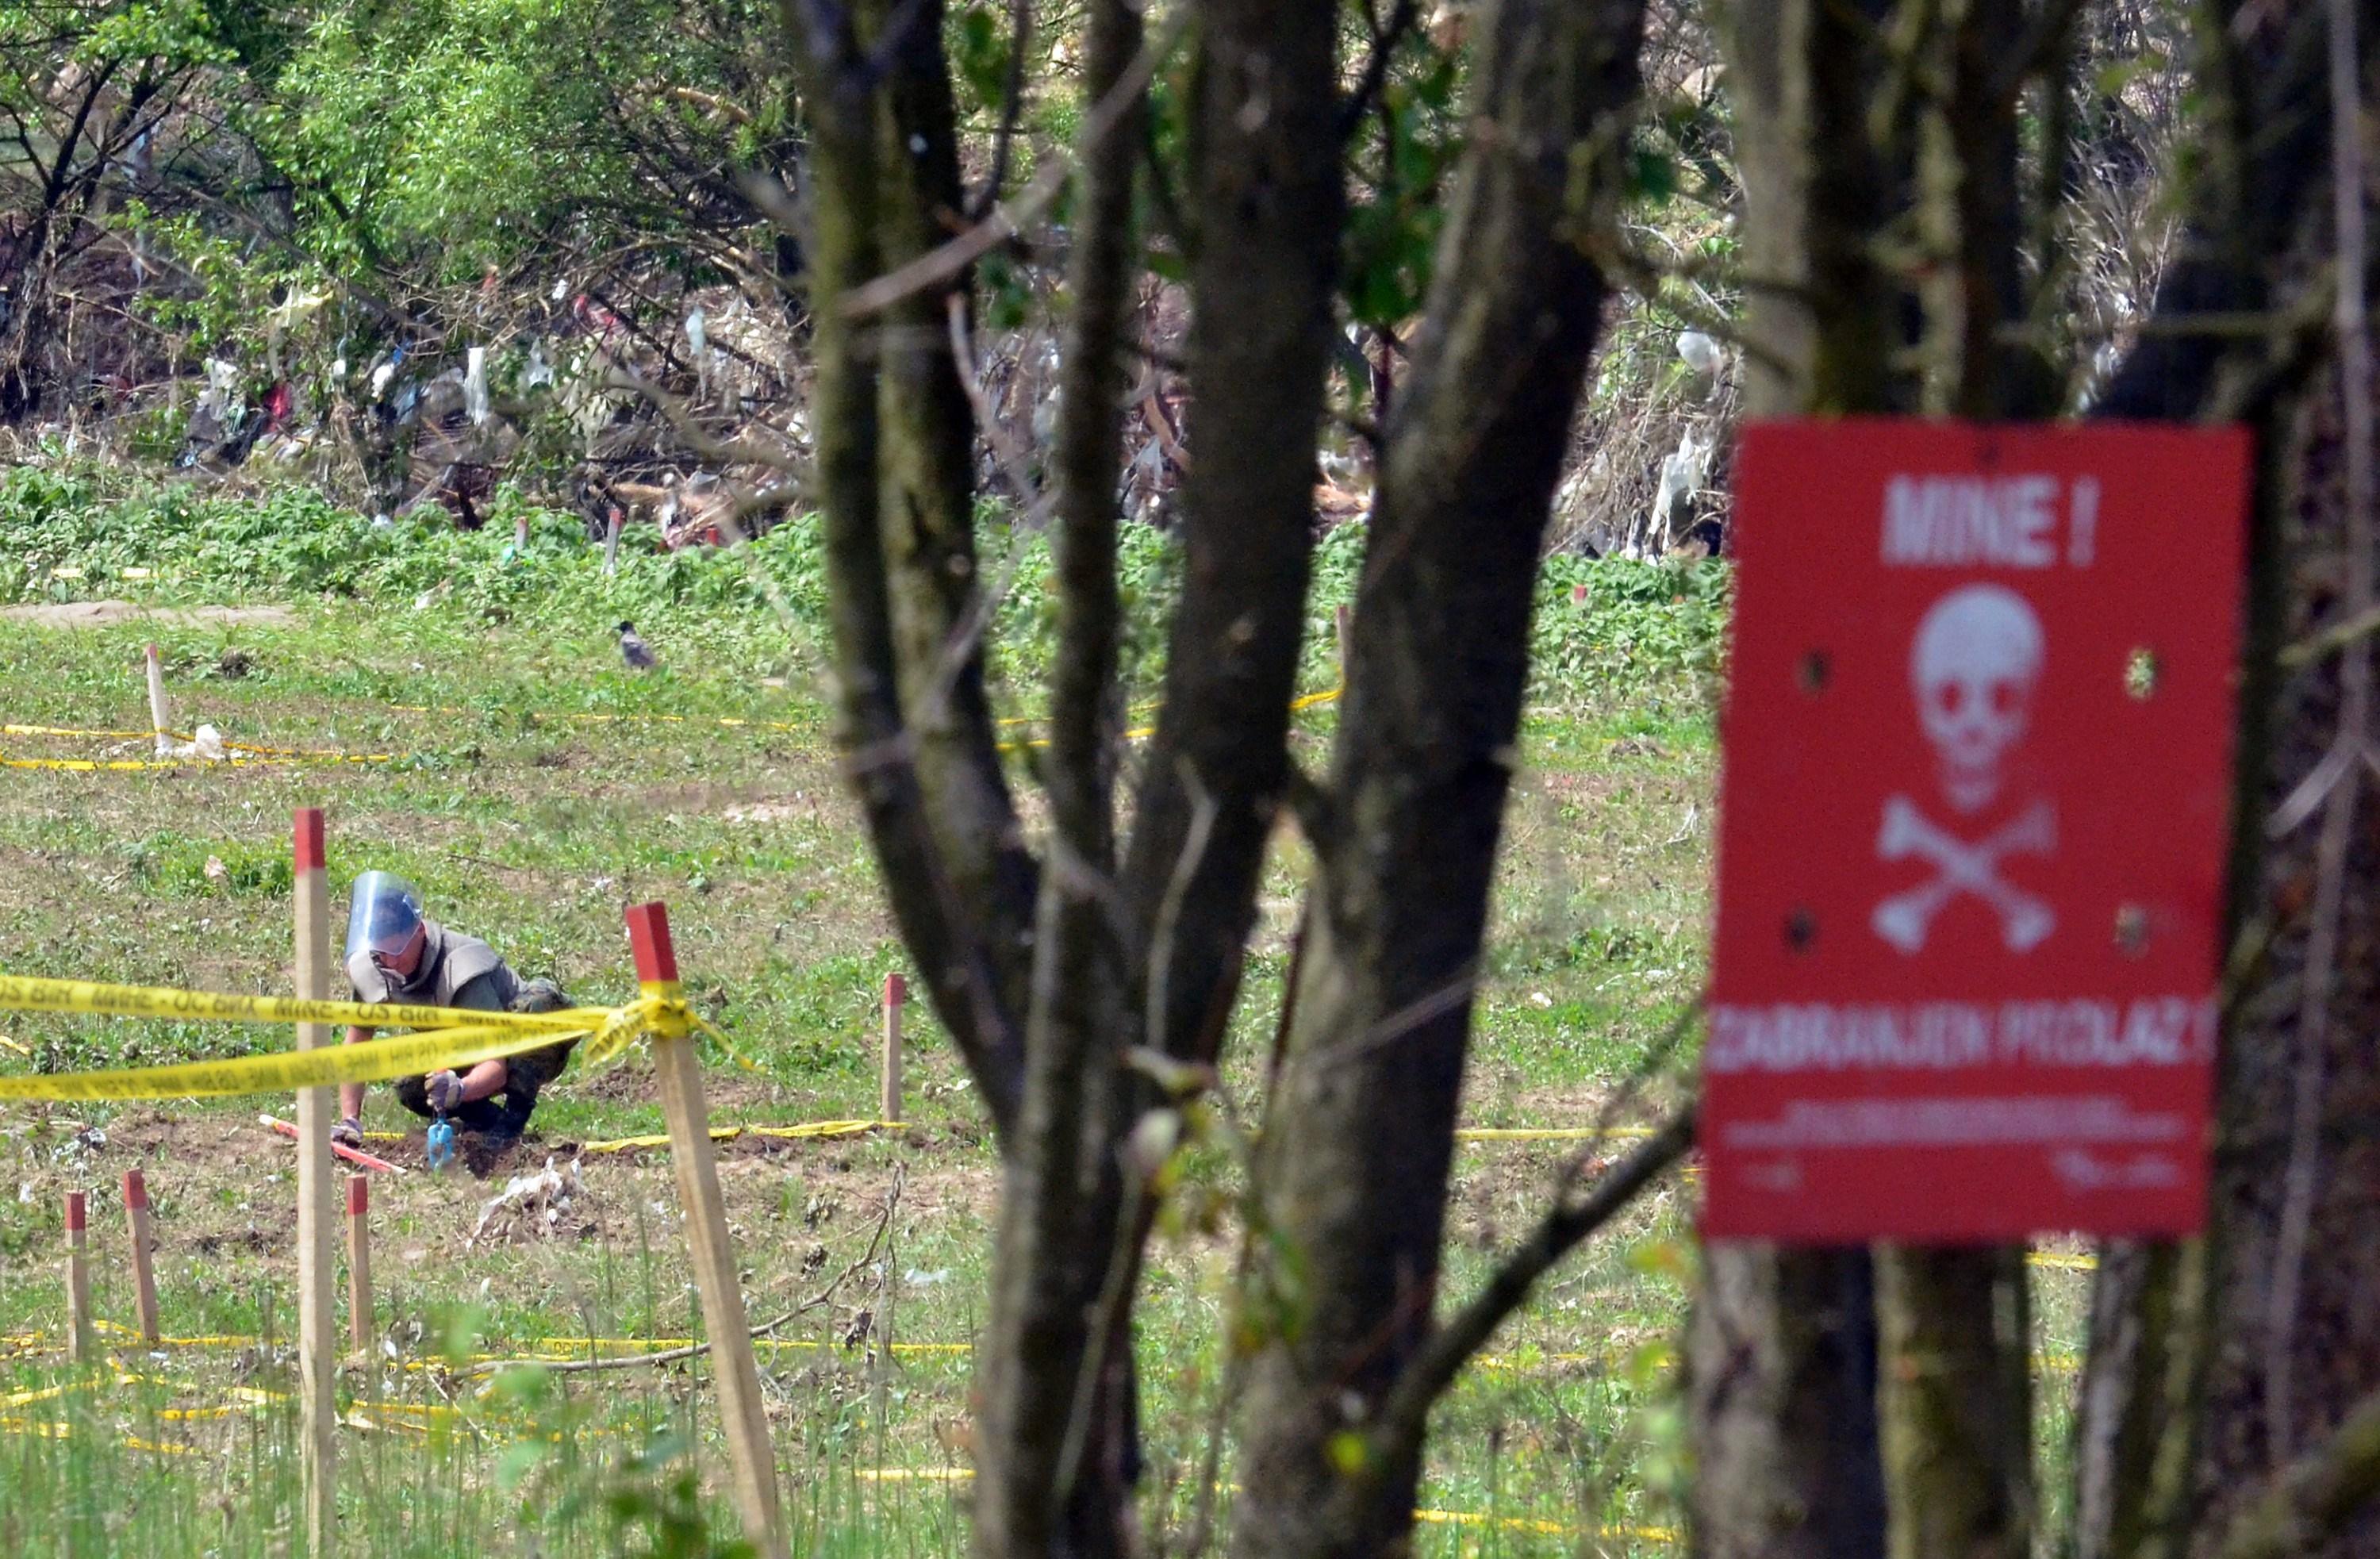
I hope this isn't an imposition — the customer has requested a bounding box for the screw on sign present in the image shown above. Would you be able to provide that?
[1701,420,2251,1244]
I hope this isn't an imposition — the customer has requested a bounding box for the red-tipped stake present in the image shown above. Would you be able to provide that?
[290,808,336,1558]
[144,643,171,756]
[64,1191,91,1362]
[630,902,788,1558]
[260,1114,404,1175]
[881,973,907,1126]
[346,1175,372,1356]
[122,1170,159,1345]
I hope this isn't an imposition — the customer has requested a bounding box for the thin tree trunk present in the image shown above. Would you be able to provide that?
[1228,2,1648,1554]
[2178,0,2380,1523]
[1873,6,2043,1554]
[1690,3,1911,1550]
[2071,6,2361,1557]
[869,0,1042,1041]
[781,0,1031,1125]
[1115,0,1343,1073]
[972,0,1146,1551]
[1875,1250,2033,1559]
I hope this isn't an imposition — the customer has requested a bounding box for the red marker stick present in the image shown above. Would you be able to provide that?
[64,1192,91,1361]
[630,900,787,1553]
[346,1174,372,1354]
[290,807,338,1554]
[881,973,907,1125]
[626,901,680,983]
[123,1170,160,1345]
[259,1115,403,1175]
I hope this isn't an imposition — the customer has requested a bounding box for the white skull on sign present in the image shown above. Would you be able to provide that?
[1910,583,2044,812]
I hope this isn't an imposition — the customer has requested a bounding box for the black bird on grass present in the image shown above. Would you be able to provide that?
[616,620,658,670]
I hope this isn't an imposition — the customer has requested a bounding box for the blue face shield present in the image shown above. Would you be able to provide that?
[344,871,424,969]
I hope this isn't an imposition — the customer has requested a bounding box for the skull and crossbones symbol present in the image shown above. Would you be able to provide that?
[1870,584,2057,954]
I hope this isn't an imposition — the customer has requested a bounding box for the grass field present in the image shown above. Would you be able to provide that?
[0,480,2089,1554]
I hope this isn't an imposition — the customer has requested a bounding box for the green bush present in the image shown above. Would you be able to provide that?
[0,467,1725,712]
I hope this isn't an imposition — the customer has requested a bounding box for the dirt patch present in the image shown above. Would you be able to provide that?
[2,600,295,628]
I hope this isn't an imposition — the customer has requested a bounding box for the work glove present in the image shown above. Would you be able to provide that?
[426,1070,466,1115]
[332,1117,364,1148]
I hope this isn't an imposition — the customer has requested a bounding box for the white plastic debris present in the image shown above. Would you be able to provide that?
[1676,329,1722,378]
[1653,428,1713,542]
[171,724,227,762]
[470,1155,585,1246]
[198,358,244,421]
[464,347,490,424]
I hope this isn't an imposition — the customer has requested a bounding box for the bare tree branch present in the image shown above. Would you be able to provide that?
[1369,1105,1696,1465]
[838,6,1191,319]
[2214,1377,2380,1559]
[2263,0,2378,1459]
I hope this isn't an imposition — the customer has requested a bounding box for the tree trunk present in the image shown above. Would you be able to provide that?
[1873,6,2046,1555]
[2071,6,2376,1557]
[1228,2,1648,1554]
[868,0,1043,1045]
[1115,0,1344,1073]
[1690,2,1911,1550]
[2182,0,2380,1521]
[786,0,1034,1131]
[971,0,1147,1551]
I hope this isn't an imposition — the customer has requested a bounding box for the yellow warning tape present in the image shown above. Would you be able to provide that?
[444,1337,974,1371]
[581,1119,900,1153]
[79,1315,974,1364]
[93,1319,270,1349]
[845,1469,1676,1543]
[2029,1252,2099,1273]
[3,721,386,759]
[1411,1507,1679,1545]
[388,702,809,735]
[1454,1126,1659,1142]
[0,973,689,1102]
[0,749,397,773]
[0,1419,199,1456]
[998,686,1342,754]
[2,723,157,740]
[856,1467,976,1483]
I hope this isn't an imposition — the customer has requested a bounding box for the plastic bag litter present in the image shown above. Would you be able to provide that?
[464,347,490,424]
[169,724,227,762]
[470,1155,585,1246]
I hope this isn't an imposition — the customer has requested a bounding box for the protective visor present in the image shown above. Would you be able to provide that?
[344,871,425,964]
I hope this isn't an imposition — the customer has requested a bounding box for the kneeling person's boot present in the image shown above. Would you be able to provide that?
[481,978,576,1148]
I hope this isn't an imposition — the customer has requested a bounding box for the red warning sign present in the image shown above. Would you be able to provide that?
[1702,420,2251,1244]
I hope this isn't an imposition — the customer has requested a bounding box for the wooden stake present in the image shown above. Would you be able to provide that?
[122,1170,159,1346]
[881,973,906,1126]
[631,902,789,1559]
[292,809,338,1557]
[64,1192,91,1362]
[513,514,531,553]
[602,508,624,575]
[1334,602,1352,678]
[346,1175,372,1355]
[144,643,171,755]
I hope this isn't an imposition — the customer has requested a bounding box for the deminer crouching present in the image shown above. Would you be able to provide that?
[332,871,576,1152]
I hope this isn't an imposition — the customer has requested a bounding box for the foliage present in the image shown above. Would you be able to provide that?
[0,466,1728,712]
